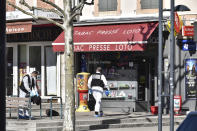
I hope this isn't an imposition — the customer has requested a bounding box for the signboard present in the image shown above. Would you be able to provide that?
[167,12,183,36]
[182,40,197,51]
[6,11,33,20]
[74,44,145,52]
[6,22,32,34]
[174,12,181,33]
[174,96,182,115]
[52,22,158,52]
[182,26,194,36]
[36,10,61,19]
[185,59,197,99]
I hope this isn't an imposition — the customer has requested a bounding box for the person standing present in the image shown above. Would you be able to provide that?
[88,67,110,117]
[19,71,39,119]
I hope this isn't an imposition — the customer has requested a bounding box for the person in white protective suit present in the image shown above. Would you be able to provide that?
[19,71,39,119]
[88,67,110,117]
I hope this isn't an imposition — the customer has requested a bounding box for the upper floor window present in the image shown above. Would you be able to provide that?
[141,0,158,9]
[94,0,120,16]
[99,0,117,12]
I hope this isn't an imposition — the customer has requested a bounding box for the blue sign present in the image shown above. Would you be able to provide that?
[182,40,197,51]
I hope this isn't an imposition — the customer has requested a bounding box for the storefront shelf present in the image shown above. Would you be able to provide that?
[102,97,125,100]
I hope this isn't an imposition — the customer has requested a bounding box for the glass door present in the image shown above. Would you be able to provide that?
[29,46,41,94]
[45,46,57,95]
[6,47,13,96]
[29,46,41,73]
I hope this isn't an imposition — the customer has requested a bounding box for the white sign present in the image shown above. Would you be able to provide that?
[6,11,33,20]
[36,10,61,19]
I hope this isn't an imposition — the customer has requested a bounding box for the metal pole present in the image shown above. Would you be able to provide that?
[170,0,175,131]
[158,0,163,131]
[0,0,6,130]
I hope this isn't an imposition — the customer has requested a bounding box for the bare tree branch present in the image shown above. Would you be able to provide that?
[34,7,63,18]
[70,4,84,20]
[19,0,66,19]
[18,0,33,10]
[70,0,94,21]
[7,0,65,30]
[19,0,63,17]
[72,0,85,13]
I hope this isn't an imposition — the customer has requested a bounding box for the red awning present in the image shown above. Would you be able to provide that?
[52,22,158,52]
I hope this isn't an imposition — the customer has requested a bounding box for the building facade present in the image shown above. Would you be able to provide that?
[6,0,197,112]
[6,0,62,99]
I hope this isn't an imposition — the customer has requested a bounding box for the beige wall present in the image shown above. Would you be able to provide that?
[80,0,197,25]
[80,0,138,21]
[164,0,197,13]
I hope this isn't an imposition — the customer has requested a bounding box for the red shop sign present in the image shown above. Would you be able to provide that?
[182,26,194,36]
[74,44,145,52]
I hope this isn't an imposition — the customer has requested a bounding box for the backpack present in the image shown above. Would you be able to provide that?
[19,75,31,94]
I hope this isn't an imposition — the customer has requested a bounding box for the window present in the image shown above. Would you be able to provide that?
[141,0,158,9]
[136,0,159,14]
[99,0,117,12]
[94,0,121,16]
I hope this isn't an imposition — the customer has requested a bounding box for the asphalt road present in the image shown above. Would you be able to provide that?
[91,125,179,131]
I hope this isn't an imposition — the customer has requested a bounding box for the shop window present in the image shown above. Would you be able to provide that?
[18,45,27,86]
[45,46,57,96]
[78,52,151,101]
[94,0,121,16]
[29,46,41,73]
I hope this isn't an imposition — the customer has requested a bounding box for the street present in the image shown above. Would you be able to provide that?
[92,125,179,131]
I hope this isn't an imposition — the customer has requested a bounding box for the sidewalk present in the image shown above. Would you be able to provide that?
[91,125,179,131]
[6,111,186,131]
[75,111,185,130]
[76,111,156,120]
[76,111,184,121]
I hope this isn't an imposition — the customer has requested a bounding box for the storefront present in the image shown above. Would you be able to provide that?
[161,23,197,112]
[6,23,62,98]
[52,21,159,112]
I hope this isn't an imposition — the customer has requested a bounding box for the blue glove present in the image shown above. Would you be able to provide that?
[36,92,39,96]
[105,90,110,96]
[88,89,92,94]
[30,91,34,97]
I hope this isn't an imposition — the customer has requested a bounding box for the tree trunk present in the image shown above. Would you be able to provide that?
[63,25,75,131]
[63,0,75,130]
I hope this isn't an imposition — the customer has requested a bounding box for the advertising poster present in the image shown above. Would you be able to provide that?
[185,59,197,99]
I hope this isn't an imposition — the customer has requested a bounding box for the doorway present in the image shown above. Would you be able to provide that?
[6,47,13,96]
